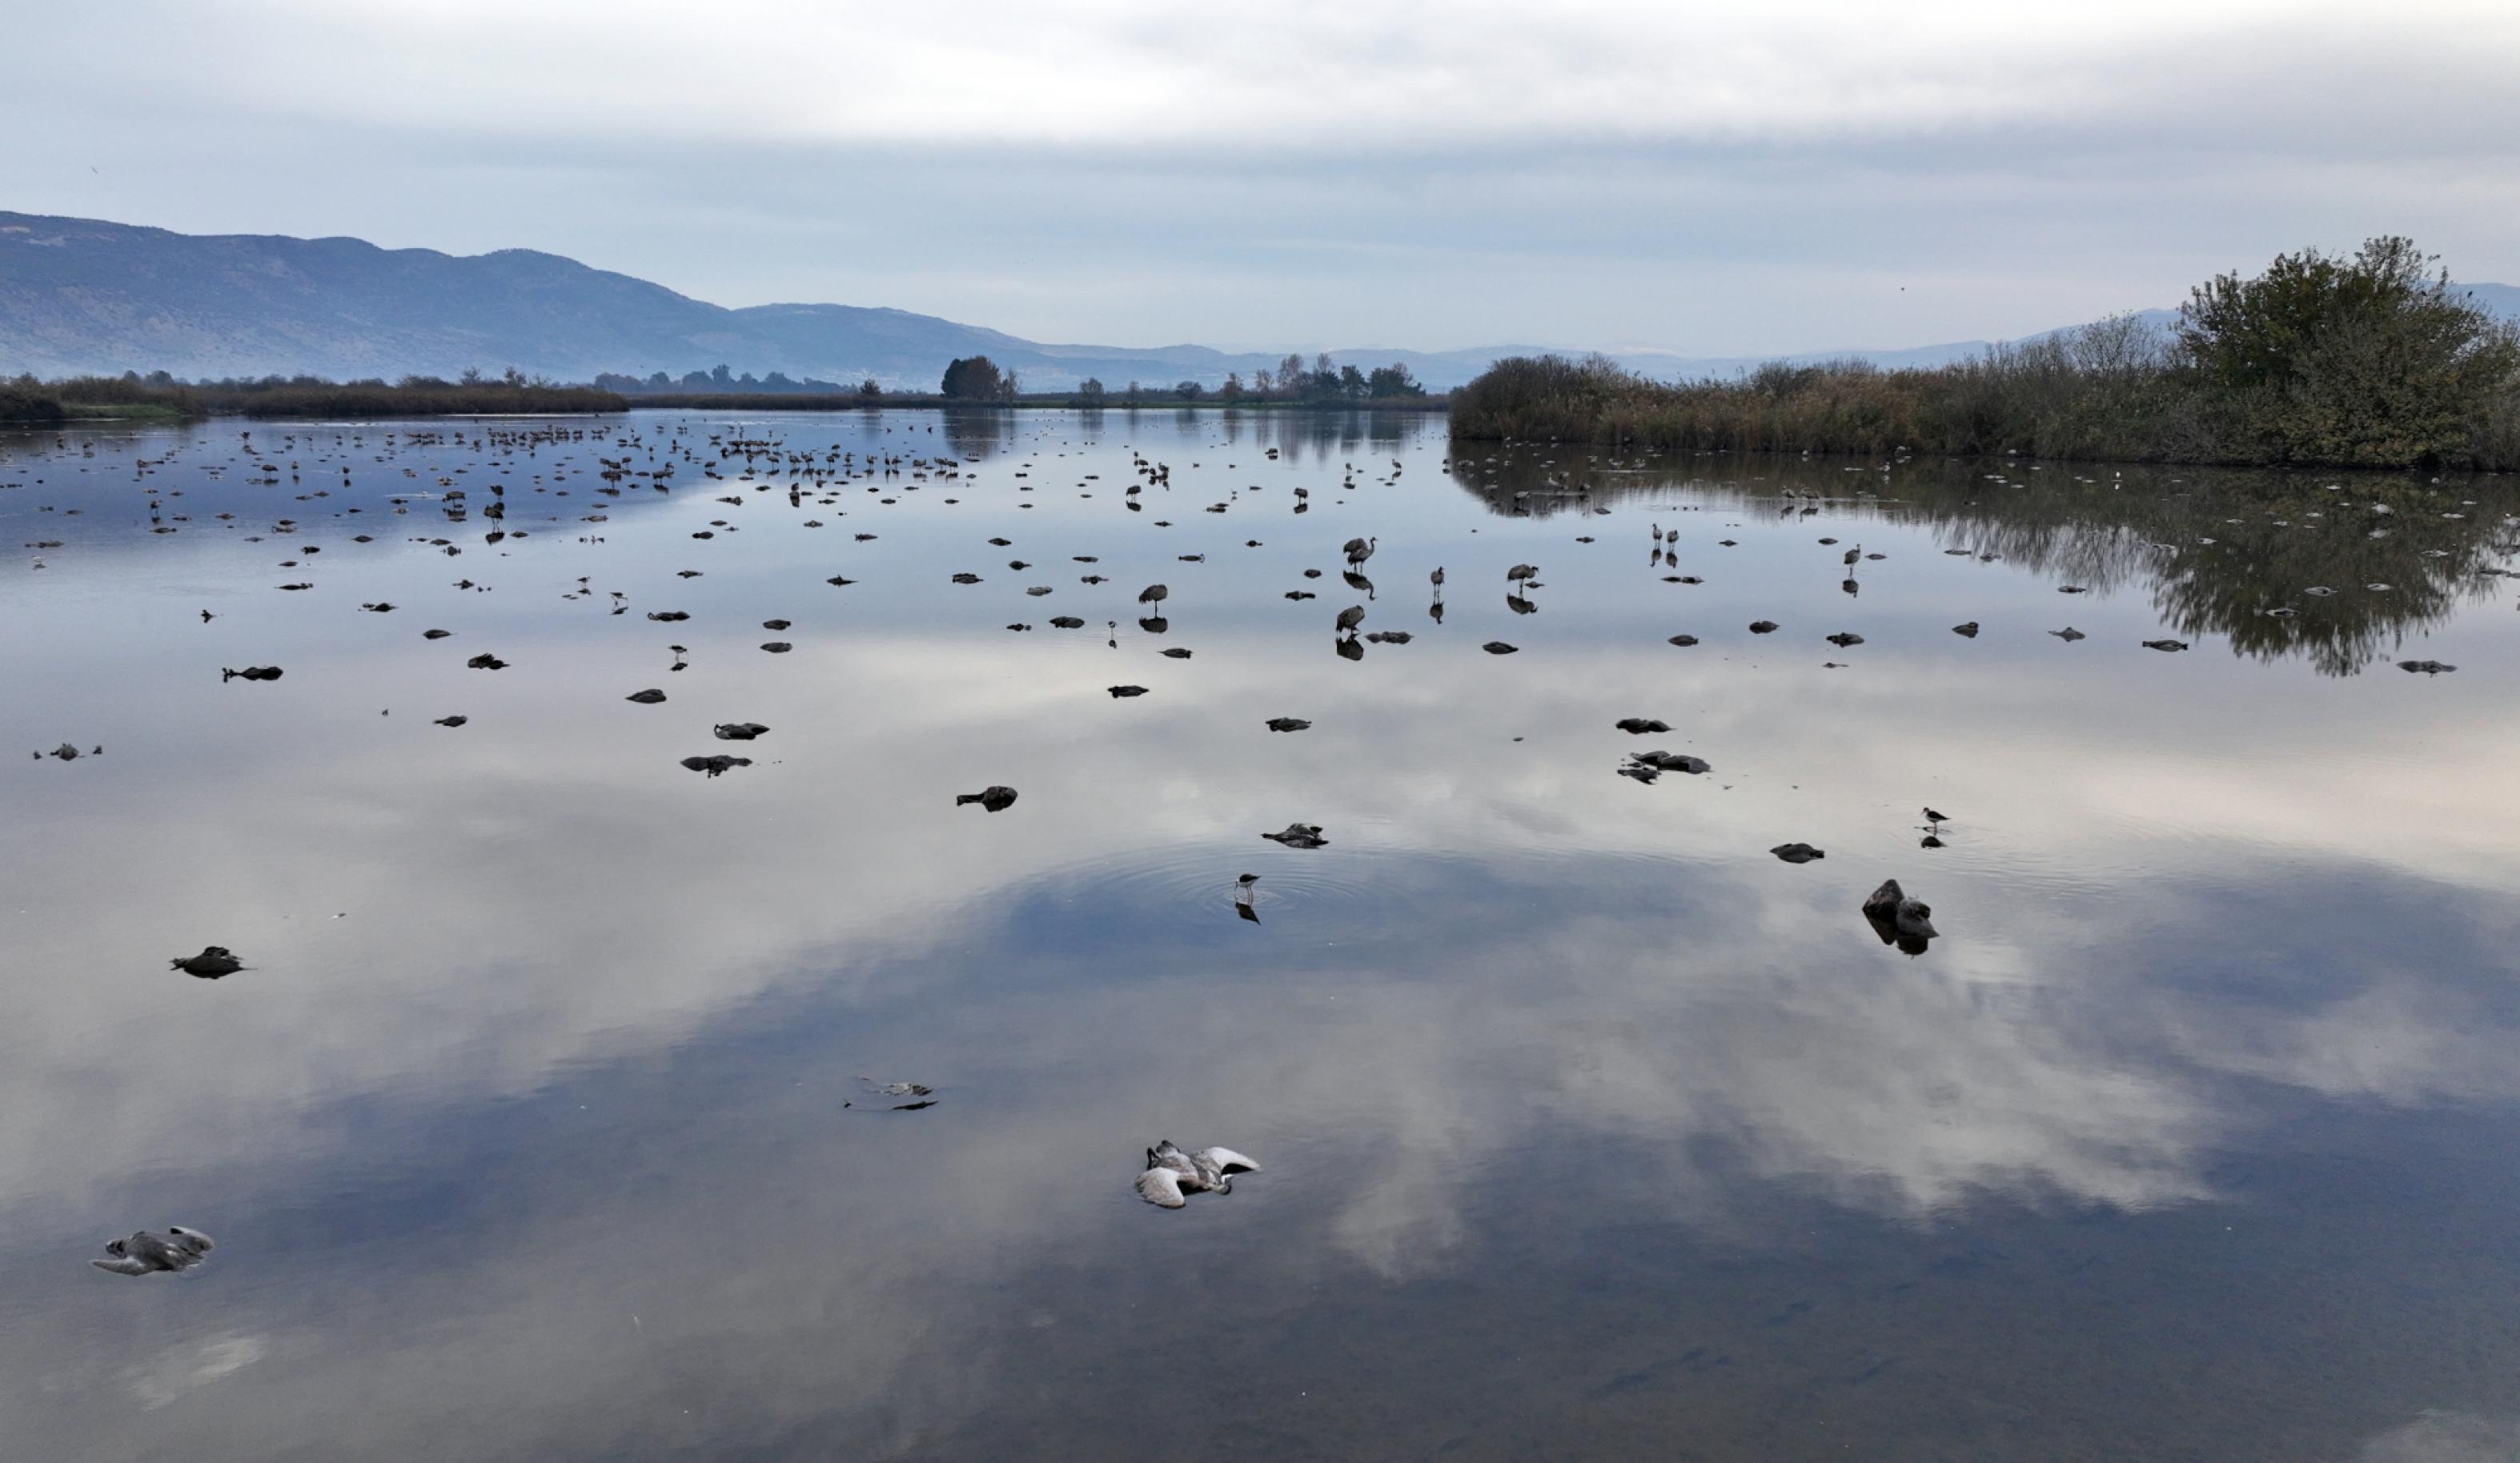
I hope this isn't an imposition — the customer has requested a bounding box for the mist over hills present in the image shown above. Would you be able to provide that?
[4,211,2514,392]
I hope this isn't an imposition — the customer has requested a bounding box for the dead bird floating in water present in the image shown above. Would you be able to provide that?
[1262,823,1328,848]
[1771,843,1826,864]
[712,723,770,740]
[956,785,1018,812]
[859,1077,933,1098]
[1136,1140,1263,1208]
[1862,879,1940,944]
[92,1226,215,1277]
[171,946,244,979]
[1264,717,1312,732]
[681,755,752,777]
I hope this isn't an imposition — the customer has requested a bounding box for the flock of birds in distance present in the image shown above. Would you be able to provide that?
[6,407,2495,1255]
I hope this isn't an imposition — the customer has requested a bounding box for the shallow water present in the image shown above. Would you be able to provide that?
[4,408,2518,1461]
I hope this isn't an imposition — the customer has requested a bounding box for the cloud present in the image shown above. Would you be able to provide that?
[128,1336,269,1411]
[9,1,2520,348]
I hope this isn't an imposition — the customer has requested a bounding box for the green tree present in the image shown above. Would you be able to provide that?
[1076,377,1106,405]
[2177,236,2520,465]
[1221,371,1244,401]
[1176,379,1204,401]
[1366,363,1424,398]
[941,355,1005,399]
[857,378,883,398]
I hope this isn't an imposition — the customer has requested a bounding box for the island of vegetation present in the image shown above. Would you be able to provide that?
[0,353,1439,422]
[1451,238,2520,471]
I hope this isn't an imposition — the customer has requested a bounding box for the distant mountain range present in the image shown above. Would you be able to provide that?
[4,211,2514,391]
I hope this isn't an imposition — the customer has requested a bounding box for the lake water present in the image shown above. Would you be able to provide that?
[4,407,2518,1461]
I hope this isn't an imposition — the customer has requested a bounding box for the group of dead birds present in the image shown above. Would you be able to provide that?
[36,417,2502,1248]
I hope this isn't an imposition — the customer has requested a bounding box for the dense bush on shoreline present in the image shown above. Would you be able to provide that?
[0,383,69,423]
[1453,239,2520,471]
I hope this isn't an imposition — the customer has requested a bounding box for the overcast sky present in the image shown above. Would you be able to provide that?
[10,0,2519,355]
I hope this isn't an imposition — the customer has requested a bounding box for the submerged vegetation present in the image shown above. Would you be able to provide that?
[1453,238,2520,470]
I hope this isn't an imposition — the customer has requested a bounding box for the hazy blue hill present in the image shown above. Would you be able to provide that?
[3,211,2513,391]
[0,212,731,382]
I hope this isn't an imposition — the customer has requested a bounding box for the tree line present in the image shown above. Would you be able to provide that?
[1,369,625,420]
[593,366,884,397]
[948,352,1427,405]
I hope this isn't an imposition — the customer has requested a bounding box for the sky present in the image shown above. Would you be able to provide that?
[7,0,2520,355]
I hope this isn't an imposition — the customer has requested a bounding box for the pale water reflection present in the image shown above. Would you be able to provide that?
[2,410,2518,1460]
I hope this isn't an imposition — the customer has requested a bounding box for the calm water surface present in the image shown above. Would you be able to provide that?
[4,408,2518,1461]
